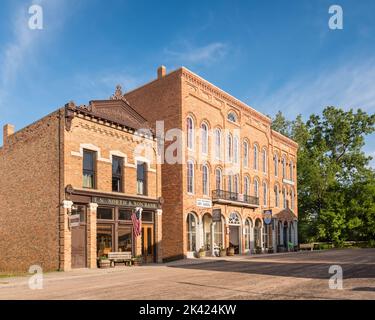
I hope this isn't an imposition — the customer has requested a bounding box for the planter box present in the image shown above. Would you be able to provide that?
[219,250,227,257]
[227,248,235,256]
[98,259,111,268]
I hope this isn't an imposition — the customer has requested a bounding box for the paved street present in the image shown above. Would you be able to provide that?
[0,249,374,300]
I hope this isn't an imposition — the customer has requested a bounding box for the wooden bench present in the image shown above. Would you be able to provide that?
[108,252,132,267]
[299,243,314,251]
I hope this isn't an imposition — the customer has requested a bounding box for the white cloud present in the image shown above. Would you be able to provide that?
[164,42,228,66]
[252,58,375,119]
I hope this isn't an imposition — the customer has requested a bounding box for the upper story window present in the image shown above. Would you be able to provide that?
[202,164,209,196]
[234,175,239,194]
[263,182,268,206]
[282,156,286,179]
[291,188,295,210]
[283,187,287,209]
[187,160,194,194]
[274,185,279,207]
[137,161,147,195]
[83,149,96,189]
[253,144,259,170]
[289,160,294,181]
[201,122,208,155]
[186,116,194,150]
[227,112,237,123]
[254,178,259,197]
[112,156,123,192]
[215,168,222,190]
[228,175,233,193]
[243,140,249,168]
[214,128,221,160]
[233,136,239,164]
[262,148,267,174]
[274,154,279,177]
[244,176,250,195]
[227,133,233,162]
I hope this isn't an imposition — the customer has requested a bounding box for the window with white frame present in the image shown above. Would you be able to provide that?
[263,182,268,206]
[201,122,208,155]
[228,175,233,193]
[274,185,279,207]
[282,156,286,179]
[187,160,194,194]
[253,145,259,170]
[214,128,221,160]
[215,168,222,190]
[290,160,294,181]
[283,187,287,209]
[243,140,249,168]
[291,188,295,210]
[233,136,239,164]
[227,112,237,123]
[234,174,239,194]
[244,176,250,195]
[186,116,194,150]
[202,164,209,196]
[227,133,233,162]
[274,154,278,177]
[254,179,259,197]
[262,148,267,173]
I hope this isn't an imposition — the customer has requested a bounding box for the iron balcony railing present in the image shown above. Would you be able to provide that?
[212,189,259,206]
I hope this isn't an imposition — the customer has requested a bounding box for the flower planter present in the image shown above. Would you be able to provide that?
[219,249,227,257]
[227,247,235,256]
[98,259,111,268]
[198,251,205,258]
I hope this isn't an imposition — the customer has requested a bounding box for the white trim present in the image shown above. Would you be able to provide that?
[282,178,295,186]
[70,143,110,163]
[135,156,156,173]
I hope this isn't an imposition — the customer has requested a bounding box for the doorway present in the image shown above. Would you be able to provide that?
[283,221,288,248]
[229,226,240,254]
[71,205,87,268]
[141,225,154,263]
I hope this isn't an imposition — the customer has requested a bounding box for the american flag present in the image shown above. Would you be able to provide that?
[131,207,143,237]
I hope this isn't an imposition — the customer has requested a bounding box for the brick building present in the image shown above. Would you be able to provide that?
[0,89,162,272]
[124,66,298,260]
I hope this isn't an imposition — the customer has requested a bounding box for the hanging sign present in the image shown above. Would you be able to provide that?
[212,209,222,222]
[263,209,272,225]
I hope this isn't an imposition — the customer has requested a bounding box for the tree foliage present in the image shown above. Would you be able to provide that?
[271,107,375,244]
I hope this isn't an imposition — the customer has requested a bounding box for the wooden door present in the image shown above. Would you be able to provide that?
[71,222,87,268]
[141,225,154,263]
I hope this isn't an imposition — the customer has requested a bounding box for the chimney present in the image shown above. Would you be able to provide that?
[157,65,166,79]
[3,124,15,146]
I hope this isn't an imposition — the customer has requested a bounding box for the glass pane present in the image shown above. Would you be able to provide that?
[83,172,94,188]
[83,151,94,171]
[142,211,153,222]
[112,156,123,175]
[97,224,113,256]
[119,209,132,221]
[112,177,121,192]
[72,205,86,222]
[97,208,113,220]
[118,226,132,253]
[147,228,152,255]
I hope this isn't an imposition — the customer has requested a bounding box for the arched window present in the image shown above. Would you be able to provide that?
[291,189,295,210]
[243,140,249,168]
[254,179,259,197]
[214,218,223,247]
[244,176,250,195]
[253,145,259,170]
[227,112,237,123]
[262,148,267,173]
[254,219,262,248]
[228,212,241,224]
[215,168,222,190]
[186,117,194,150]
[187,160,194,194]
[233,136,239,164]
[227,133,233,162]
[274,185,279,207]
[289,160,294,181]
[214,128,221,160]
[203,214,212,250]
[283,187,287,209]
[263,182,268,206]
[274,153,278,177]
[201,122,208,154]
[234,174,239,194]
[202,164,209,196]
[187,213,197,251]
[282,156,286,179]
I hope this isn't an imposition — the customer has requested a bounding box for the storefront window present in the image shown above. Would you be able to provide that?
[213,221,223,248]
[97,224,113,257]
[97,207,113,220]
[71,205,86,222]
[203,214,212,251]
[244,219,251,250]
[119,209,132,221]
[254,219,262,248]
[118,226,132,253]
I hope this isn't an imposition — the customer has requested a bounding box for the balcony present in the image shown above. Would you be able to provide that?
[212,189,259,208]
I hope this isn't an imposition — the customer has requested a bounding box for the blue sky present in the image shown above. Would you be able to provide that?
[0,0,374,166]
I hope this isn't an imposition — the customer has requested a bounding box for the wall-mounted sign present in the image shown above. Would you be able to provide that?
[196,198,212,208]
[69,214,80,228]
[212,209,222,222]
[92,197,159,209]
[263,209,272,225]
